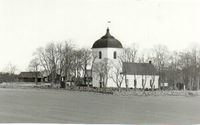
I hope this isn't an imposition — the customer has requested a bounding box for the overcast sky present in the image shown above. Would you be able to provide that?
[0,0,200,72]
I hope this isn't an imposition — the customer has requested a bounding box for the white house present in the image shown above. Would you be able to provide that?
[91,28,159,89]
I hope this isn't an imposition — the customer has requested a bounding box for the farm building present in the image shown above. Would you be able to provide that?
[18,71,63,83]
[18,72,43,82]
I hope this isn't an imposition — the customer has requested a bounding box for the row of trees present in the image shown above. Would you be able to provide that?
[29,41,200,90]
[29,41,92,86]
[0,63,18,83]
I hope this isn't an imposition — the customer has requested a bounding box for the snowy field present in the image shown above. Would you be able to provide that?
[0,88,200,124]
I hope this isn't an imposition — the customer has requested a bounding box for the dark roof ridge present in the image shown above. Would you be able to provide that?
[123,62,153,65]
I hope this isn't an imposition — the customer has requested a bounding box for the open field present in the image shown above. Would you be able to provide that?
[0,88,200,124]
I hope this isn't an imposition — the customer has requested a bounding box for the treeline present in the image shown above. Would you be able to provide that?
[0,73,18,83]
[29,41,200,90]
[0,63,18,83]
[29,41,92,86]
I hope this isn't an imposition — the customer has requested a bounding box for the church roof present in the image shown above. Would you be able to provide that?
[122,62,158,75]
[92,28,123,48]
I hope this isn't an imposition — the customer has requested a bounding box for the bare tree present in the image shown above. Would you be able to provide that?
[90,51,98,82]
[2,63,18,82]
[4,62,17,75]
[165,51,182,89]
[149,44,169,89]
[118,53,129,90]
[28,57,40,84]
[133,75,137,90]
[56,42,67,87]
[79,48,92,85]
[62,41,75,84]
[150,75,155,91]
[73,50,84,78]
[93,58,111,89]
[109,60,124,91]
[122,43,138,62]
[190,45,200,90]
[35,42,60,87]
[141,74,147,91]
[178,45,200,90]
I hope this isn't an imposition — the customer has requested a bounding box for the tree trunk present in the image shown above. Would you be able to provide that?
[197,74,199,90]
[118,86,121,92]
[51,71,56,88]
[35,73,38,85]
[125,74,128,91]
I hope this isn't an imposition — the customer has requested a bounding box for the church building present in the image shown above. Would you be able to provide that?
[91,28,159,89]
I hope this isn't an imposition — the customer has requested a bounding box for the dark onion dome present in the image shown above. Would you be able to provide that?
[92,28,123,48]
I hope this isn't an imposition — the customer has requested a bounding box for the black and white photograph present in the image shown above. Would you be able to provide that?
[0,0,200,124]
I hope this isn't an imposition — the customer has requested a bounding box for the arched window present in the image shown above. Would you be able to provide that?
[99,51,102,59]
[113,51,117,59]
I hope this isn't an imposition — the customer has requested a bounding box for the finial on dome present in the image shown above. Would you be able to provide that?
[106,27,110,33]
[107,21,111,33]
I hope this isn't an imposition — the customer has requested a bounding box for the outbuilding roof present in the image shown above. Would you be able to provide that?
[18,72,43,78]
[122,62,158,75]
[92,28,123,48]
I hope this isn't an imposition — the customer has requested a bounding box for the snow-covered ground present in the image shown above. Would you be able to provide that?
[0,88,200,124]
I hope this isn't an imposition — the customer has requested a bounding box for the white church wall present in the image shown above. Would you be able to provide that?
[92,72,100,87]
[107,48,123,59]
[125,75,159,89]
[96,75,159,89]
[92,68,159,88]
[107,59,124,87]
[92,48,123,61]
[92,48,123,87]
[107,78,117,87]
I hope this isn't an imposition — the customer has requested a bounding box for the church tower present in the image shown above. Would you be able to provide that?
[91,28,123,88]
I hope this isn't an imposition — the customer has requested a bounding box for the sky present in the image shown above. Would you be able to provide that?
[0,0,200,72]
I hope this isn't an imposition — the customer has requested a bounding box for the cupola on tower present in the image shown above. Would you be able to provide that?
[92,28,123,60]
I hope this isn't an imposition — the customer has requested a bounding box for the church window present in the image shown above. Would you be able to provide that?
[113,51,117,59]
[99,51,102,59]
